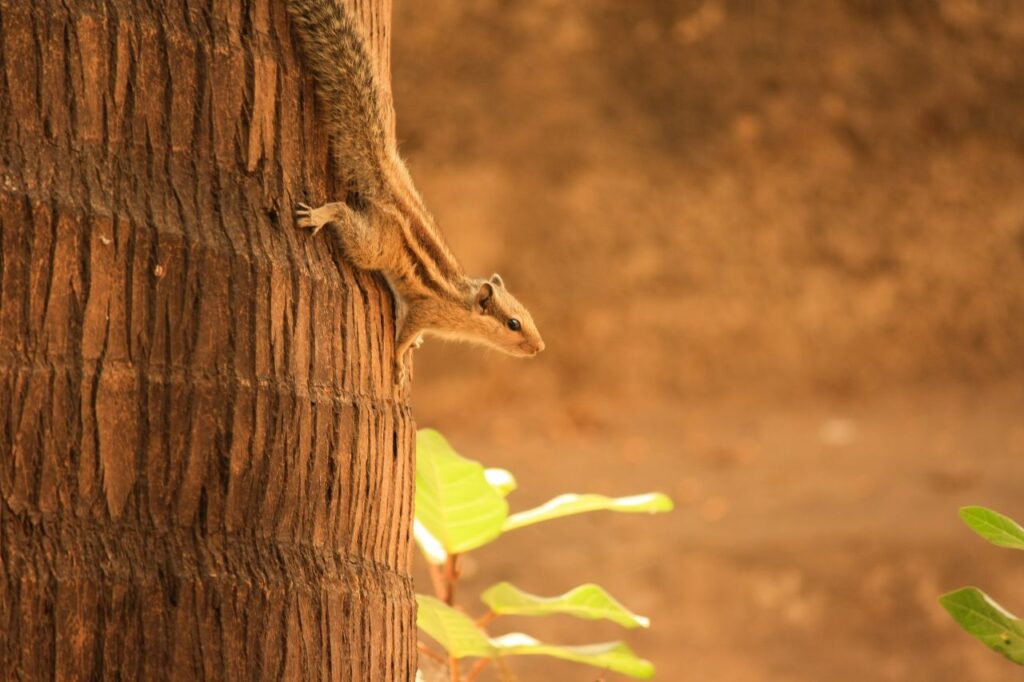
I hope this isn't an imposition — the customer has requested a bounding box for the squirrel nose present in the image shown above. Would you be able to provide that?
[535,339,545,353]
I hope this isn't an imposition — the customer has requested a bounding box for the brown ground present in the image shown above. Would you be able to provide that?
[392,1,1024,680]
[416,385,1024,681]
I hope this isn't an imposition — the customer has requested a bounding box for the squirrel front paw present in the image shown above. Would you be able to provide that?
[394,358,408,389]
[294,202,325,236]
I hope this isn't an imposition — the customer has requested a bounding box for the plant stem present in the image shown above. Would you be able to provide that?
[417,642,446,664]
[443,554,460,605]
[441,555,462,681]
[428,561,447,601]
[474,610,498,628]
[464,658,492,682]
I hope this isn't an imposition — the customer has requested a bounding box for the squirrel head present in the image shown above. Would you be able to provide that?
[473,273,544,357]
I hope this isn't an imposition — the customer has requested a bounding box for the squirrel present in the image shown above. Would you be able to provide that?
[284,0,544,387]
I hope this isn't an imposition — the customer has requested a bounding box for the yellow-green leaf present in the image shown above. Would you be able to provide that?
[413,519,447,565]
[484,468,517,497]
[481,582,650,629]
[416,595,494,659]
[503,493,673,532]
[960,507,1024,550]
[491,633,655,679]
[417,594,657,678]
[939,587,1024,665]
[416,429,508,557]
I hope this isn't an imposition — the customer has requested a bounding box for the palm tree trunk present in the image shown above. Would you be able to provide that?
[0,0,415,678]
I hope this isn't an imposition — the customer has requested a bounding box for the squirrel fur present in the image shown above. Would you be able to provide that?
[285,0,544,386]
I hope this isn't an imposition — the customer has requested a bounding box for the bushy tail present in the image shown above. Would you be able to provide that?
[285,0,389,179]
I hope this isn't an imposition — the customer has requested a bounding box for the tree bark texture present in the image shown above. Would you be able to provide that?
[0,0,415,679]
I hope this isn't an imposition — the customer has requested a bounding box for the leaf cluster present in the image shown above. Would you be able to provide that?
[939,506,1024,665]
[414,429,672,680]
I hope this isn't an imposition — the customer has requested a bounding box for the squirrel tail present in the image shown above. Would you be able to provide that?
[284,0,390,175]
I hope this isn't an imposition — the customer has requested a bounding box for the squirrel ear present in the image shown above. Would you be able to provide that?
[490,273,504,288]
[475,281,495,312]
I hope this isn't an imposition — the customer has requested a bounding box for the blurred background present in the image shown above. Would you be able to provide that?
[392,1,1024,680]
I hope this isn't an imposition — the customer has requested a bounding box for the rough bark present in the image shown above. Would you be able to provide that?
[0,0,415,679]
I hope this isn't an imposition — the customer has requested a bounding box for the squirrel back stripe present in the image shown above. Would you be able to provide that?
[394,189,464,288]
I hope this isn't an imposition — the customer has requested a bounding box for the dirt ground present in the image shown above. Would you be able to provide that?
[413,384,1024,681]
[392,1,1024,680]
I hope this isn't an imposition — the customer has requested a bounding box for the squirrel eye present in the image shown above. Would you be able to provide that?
[507,318,522,332]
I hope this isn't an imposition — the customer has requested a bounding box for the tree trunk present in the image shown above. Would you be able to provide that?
[0,0,415,679]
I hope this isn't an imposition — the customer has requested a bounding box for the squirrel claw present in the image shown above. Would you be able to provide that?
[394,345,416,389]
[294,202,324,236]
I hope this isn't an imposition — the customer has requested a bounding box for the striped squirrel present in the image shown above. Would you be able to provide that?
[285,0,544,387]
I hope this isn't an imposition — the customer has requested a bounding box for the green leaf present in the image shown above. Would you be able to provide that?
[415,429,508,556]
[413,519,448,565]
[481,582,650,629]
[416,595,494,659]
[960,507,1024,550]
[939,587,1024,665]
[503,493,673,532]
[484,468,517,497]
[416,595,656,678]
[491,633,655,679]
